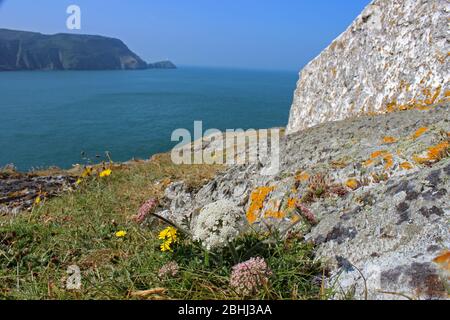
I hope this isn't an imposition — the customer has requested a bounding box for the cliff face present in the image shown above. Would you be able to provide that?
[287,0,449,134]
[0,29,148,71]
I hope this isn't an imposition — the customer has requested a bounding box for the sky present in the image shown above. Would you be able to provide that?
[0,0,371,71]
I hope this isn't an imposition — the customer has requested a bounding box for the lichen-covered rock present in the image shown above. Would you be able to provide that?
[0,174,76,214]
[287,0,449,134]
[163,104,450,299]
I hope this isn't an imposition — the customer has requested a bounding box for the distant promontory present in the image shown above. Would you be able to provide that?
[0,29,176,71]
[147,60,177,69]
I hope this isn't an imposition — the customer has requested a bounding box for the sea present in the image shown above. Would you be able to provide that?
[0,67,298,171]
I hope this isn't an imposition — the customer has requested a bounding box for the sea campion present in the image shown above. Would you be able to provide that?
[230,257,272,296]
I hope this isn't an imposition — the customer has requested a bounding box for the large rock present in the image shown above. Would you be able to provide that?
[162,104,450,299]
[287,0,449,134]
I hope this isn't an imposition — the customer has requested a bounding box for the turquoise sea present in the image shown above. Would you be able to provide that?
[0,67,298,171]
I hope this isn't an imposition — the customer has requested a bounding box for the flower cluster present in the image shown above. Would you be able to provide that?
[135,198,158,223]
[158,261,179,279]
[192,200,242,251]
[230,257,272,296]
[76,166,112,185]
[159,227,178,252]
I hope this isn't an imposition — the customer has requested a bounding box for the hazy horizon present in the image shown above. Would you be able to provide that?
[0,0,371,71]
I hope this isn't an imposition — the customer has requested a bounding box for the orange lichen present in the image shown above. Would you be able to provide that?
[382,136,397,144]
[427,141,449,162]
[400,162,413,170]
[412,127,428,139]
[296,172,310,182]
[363,159,374,167]
[287,198,297,209]
[413,141,450,165]
[433,250,450,272]
[246,186,274,224]
[370,150,388,159]
[264,210,286,219]
[383,153,394,170]
[424,86,441,105]
[345,179,360,190]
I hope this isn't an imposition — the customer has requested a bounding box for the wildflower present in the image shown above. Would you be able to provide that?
[412,127,428,139]
[296,203,317,225]
[382,136,397,144]
[158,261,179,278]
[34,196,41,205]
[99,169,112,178]
[115,230,127,238]
[135,198,158,223]
[75,179,82,185]
[160,241,172,252]
[81,167,93,178]
[159,227,178,252]
[192,200,242,251]
[230,257,272,296]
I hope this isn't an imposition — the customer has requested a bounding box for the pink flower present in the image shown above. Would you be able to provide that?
[135,198,158,223]
[230,257,272,296]
[296,203,317,225]
[158,261,179,279]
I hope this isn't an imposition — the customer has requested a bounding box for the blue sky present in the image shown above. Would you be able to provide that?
[0,0,371,70]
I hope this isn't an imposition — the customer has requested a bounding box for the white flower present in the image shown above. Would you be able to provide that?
[192,200,243,251]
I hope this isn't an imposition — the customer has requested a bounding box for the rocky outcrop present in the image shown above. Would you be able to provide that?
[287,0,449,134]
[0,29,148,71]
[161,104,450,299]
[0,173,76,214]
[147,60,177,69]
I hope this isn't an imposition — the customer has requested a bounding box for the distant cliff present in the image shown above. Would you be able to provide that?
[0,29,148,71]
[147,60,177,69]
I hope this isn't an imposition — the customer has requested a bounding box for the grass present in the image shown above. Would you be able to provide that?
[0,153,325,300]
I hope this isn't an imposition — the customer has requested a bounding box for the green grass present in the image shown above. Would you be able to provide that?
[0,154,325,300]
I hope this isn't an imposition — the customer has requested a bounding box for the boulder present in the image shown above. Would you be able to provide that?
[287,0,449,134]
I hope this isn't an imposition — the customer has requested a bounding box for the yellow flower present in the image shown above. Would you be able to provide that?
[81,167,93,178]
[159,227,178,241]
[76,179,82,185]
[99,169,112,178]
[115,230,127,238]
[160,241,172,252]
[34,196,41,205]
